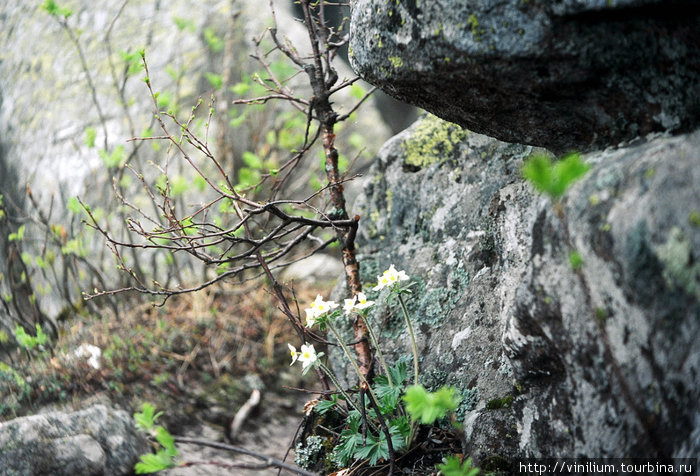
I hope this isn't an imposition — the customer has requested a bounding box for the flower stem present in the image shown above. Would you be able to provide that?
[327,323,381,405]
[361,314,393,387]
[398,293,419,386]
[318,362,361,415]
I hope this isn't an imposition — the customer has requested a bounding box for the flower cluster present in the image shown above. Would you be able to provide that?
[288,265,410,377]
[373,264,409,291]
[305,294,338,328]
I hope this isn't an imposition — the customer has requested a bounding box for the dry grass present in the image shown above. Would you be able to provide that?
[0,280,324,422]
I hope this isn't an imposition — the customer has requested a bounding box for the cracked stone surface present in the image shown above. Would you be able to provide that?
[343,115,699,470]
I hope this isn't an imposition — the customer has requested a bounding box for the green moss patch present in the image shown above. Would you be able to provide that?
[402,115,467,170]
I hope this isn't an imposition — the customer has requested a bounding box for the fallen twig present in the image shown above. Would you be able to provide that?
[173,436,318,476]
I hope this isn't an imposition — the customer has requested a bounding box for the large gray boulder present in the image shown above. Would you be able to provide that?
[349,115,699,468]
[349,0,700,153]
[0,404,149,475]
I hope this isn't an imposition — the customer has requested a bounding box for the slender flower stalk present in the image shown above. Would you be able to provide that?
[317,362,362,415]
[327,323,381,405]
[398,293,419,387]
[361,314,393,387]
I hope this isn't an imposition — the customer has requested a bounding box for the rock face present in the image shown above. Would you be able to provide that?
[349,0,700,153]
[0,404,149,475]
[350,114,699,468]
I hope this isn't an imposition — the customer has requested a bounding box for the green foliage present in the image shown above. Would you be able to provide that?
[204,72,223,90]
[203,27,224,52]
[438,456,480,476]
[374,361,408,411]
[133,403,178,474]
[349,83,366,100]
[134,402,163,432]
[119,49,144,76]
[84,127,97,148]
[14,324,48,351]
[332,412,408,467]
[8,225,25,242]
[403,385,460,424]
[242,151,263,169]
[99,146,126,169]
[41,0,72,18]
[67,197,84,215]
[230,82,250,96]
[172,16,195,33]
[569,250,584,270]
[521,152,590,199]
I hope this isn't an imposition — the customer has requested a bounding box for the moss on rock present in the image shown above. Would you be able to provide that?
[402,115,467,170]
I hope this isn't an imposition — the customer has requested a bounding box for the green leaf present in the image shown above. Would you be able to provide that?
[203,27,224,52]
[119,49,143,76]
[67,197,83,215]
[172,16,195,32]
[242,151,263,169]
[438,456,480,476]
[154,426,178,457]
[403,385,460,424]
[230,82,250,96]
[237,167,261,188]
[349,83,366,100]
[193,175,207,192]
[314,395,338,415]
[522,152,589,199]
[156,91,172,109]
[84,127,96,148]
[569,250,584,270]
[35,324,47,346]
[170,175,189,197]
[41,0,73,18]
[134,450,174,474]
[204,72,223,90]
[98,146,126,169]
[134,403,163,432]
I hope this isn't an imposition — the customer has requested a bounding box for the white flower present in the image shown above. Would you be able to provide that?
[354,292,374,310]
[343,297,356,314]
[73,343,101,370]
[288,343,299,366]
[297,343,318,370]
[344,292,375,314]
[373,264,409,291]
[305,294,338,327]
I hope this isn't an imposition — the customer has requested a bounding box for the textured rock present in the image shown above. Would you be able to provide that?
[348,115,699,467]
[0,404,148,475]
[349,0,700,153]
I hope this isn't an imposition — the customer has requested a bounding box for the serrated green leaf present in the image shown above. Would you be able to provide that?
[134,450,174,474]
[154,426,177,457]
[403,385,460,424]
[438,456,480,476]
